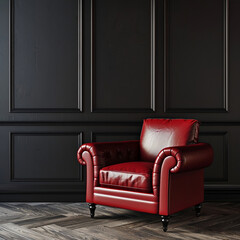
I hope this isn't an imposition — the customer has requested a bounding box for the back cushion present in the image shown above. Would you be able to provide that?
[140,119,199,162]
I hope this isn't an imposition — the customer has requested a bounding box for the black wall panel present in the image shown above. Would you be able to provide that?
[11,133,81,181]
[92,0,154,112]
[11,0,80,112]
[0,0,240,201]
[165,0,227,112]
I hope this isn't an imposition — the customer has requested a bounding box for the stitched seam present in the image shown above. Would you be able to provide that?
[101,170,152,175]
[100,183,151,190]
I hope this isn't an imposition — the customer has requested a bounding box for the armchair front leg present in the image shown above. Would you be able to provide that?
[161,215,170,232]
[88,203,96,218]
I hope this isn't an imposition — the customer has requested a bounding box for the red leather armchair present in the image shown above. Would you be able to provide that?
[77,119,213,231]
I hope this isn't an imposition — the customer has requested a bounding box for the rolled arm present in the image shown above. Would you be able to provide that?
[154,143,213,174]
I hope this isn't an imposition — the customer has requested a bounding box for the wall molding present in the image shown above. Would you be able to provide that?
[2,120,240,126]
[90,0,156,113]
[0,192,86,202]
[163,0,229,113]
[9,0,83,113]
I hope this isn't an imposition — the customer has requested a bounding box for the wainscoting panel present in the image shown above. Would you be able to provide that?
[11,0,81,112]
[91,0,154,112]
[0,125,85,200]
[164,0,227,112]
[10,133,82,181]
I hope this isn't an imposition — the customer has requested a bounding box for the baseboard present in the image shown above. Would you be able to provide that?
[204,185,240,201]
[0,193,86,202]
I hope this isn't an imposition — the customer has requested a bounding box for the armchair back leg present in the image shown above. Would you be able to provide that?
[195,203,202,217]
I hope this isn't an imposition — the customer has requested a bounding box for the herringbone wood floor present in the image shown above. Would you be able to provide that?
[0,202,239,240]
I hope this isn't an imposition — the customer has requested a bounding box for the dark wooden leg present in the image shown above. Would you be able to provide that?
[88,203,96,218]
[161,215,170,232]
[195,203,202,217]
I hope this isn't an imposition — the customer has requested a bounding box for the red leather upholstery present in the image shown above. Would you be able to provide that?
[140,119,199,162]
[77,118,213,227]
[81,151,94,203]
[94,187,158,214]
[168,170,204,215]
[94,186,157,202]
[100,161,154,193]
[77,140,139,187]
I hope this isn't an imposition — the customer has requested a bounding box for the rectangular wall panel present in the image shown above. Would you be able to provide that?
[164,0,228,112]
[10,133,82,181]
[11,0,82,112]
[91,0,155,112]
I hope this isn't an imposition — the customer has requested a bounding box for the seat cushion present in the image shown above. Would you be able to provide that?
[99,161,154,193]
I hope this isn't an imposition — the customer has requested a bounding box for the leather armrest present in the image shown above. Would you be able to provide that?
[153,143,213,174]
[165,143,213,173]
[152,143,213,195]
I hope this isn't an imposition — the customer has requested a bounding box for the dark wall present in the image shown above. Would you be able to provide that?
[0,0,239,201]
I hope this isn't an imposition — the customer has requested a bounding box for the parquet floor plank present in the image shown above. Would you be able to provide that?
[0,202,239,239]
[33,224,93,240]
